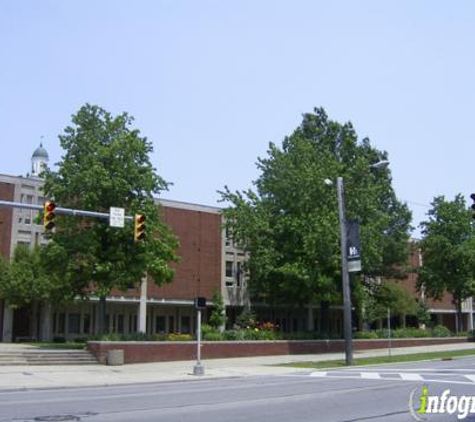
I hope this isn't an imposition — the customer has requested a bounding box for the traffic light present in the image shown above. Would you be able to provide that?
[134,213,146,242]
[471,194,475,220]
[43,200,56,231]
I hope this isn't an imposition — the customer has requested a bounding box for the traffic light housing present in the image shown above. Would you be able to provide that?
[43,200,56,231]
[134,213,146,242]
[471,193,475,220]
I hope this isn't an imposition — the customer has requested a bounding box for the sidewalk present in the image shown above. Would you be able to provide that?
[0,342,474,391]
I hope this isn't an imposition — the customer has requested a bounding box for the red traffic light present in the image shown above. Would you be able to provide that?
[43,200,56,230]
[45,202,56,213]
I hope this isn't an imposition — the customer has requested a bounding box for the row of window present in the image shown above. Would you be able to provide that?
[52,312,194,336]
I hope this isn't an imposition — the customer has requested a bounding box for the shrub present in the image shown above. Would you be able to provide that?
[204,331,225,341]
[467,329,475,341]
[222,330,245,341]
[236,309,258,329]
[201,324,218,340]
[87,332,156,342]
[241,328,280,340]
[167,333,193,341]
[430,325,452,338]
[392,328,430,338]
[354,331,378,339]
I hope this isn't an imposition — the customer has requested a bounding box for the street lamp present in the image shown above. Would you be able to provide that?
[332,160,389,366]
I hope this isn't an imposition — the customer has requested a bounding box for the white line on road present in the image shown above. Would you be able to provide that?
[361,372,381,379]
[399,373,424,381]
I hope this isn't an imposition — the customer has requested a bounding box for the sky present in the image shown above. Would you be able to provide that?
[1,1,474,238]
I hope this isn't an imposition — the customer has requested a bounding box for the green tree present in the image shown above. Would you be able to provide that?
[208,290,227,331]
[0,246,69,307]
[220,108,411,327]
[418,194,475,332]
[355,280,417,328]
[42,104,180,332]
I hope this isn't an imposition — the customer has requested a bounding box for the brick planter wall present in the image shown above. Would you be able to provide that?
[87,337,468,364]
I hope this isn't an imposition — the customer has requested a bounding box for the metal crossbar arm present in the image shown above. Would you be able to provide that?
[0,200,134,221]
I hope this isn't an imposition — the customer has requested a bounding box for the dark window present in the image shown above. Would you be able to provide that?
[225,261,233,278]
[236,262,242,287]
[116,315,125,334]
[168,316,175,333]
[156,316,166,333]
[68,313,80,334]
[181,316,191,334]
[58,313,65,334]
[83,314,91,334]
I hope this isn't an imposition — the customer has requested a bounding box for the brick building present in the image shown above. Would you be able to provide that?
[0,145,473,342]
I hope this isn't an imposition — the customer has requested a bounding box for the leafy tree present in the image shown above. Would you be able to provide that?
[416,300,431,328]
[418,194,475,332]
[220,108,411,326]
[42,104,180,332]
[0,246,66,308]
[208,290,227,331]
[355,280,417,328]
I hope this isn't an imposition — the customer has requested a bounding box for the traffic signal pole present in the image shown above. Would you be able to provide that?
[0,200,135,221]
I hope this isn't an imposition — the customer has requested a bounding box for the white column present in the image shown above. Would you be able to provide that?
[138,275,147,333]
[468,298,474,331]
[2,304,13,342]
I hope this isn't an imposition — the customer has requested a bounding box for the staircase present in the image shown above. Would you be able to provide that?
[0,345,98,366]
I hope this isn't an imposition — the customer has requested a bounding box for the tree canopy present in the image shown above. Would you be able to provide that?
[42,104,179,300]
[418,194,475,331]
[220,107,412,308]
[0,246,67,308]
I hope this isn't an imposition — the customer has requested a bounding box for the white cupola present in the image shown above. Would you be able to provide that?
[31,143,49,178]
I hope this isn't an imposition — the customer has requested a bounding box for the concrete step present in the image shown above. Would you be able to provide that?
[0,349,98,366]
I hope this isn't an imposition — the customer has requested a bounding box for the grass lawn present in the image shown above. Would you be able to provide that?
[279,348,475,369]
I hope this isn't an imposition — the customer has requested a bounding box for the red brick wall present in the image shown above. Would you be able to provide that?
[390,242,455,311]
[0,182,14,259]
[88,337,469,364]
[149,205,222,300]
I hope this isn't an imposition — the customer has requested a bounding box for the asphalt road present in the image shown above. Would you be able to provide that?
[1,358,475,422]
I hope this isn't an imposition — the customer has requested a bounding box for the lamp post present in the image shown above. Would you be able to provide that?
[334,160,389,366]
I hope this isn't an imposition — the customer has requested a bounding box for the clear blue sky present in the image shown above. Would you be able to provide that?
[1,1,474,237]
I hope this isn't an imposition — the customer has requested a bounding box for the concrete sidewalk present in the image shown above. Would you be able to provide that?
[0,342,474,391]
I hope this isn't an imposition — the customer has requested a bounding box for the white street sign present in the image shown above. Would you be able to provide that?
[109,207,125,228]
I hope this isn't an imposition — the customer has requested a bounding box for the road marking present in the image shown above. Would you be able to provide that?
[400,373,424,381]
[361,372,381,379]
[307,371,475,386]
[309,372,327,377]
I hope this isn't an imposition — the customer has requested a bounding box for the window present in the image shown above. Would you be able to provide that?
[83,314,91,334]
[129,314,137,333]
[116,315,125,333]
[57,313,65,334]
[236,262,243,287]
[168,316,175,333]
[226,261,233,278]
[225,227,232,246]
[155,316,166,333]
[181,316,191,334]
[68,313,80,334]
